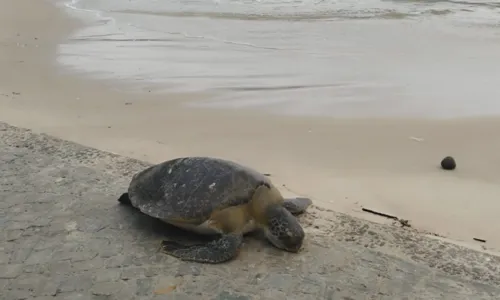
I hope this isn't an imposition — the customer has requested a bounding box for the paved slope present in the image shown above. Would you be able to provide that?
[1,122,499,300]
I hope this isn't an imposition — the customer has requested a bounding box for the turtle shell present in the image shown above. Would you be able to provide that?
[127,157,271,222]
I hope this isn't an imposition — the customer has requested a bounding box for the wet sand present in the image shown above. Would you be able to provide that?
[1,0,500,254]
[61,0,500,119]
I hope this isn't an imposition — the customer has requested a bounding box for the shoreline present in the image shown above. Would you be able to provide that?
[2,0,500,254]
[58,0,500,119]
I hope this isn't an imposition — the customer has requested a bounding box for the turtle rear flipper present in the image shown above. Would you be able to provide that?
[160,233,243,264]
[117,192,132,205]
[283,197,313,215]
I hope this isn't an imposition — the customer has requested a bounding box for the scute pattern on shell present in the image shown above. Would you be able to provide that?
[127,157,271,222]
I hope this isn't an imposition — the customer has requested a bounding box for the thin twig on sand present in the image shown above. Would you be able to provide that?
[361,207,411,228]
[361,208,398,220]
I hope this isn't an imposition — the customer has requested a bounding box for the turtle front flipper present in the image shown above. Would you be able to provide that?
[283,197,313,215]
[160,233,243,264]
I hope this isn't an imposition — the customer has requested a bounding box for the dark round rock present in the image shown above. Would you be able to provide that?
[440,156,456,170]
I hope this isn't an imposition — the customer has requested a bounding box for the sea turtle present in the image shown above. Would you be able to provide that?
[117,156,312,264]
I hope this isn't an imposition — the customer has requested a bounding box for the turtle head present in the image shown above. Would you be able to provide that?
[262,204,305,253]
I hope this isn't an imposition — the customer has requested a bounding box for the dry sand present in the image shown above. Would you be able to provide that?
[1,0,500,254]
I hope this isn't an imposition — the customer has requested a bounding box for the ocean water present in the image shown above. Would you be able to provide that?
[58,0,500,118]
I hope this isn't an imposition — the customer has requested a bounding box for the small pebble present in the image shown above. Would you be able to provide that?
[441,156,456,170]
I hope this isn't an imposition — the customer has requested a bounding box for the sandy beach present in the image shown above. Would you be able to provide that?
[1,0,500,255]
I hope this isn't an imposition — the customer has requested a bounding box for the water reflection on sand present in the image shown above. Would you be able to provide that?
[58,0,500,118]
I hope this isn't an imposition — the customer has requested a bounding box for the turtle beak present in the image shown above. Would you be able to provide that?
[284,237,303,253]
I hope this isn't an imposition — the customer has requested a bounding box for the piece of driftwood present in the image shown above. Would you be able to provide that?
[473,238,486,243]
[361,208,398,220]
[361,207,411,228]
[398,219,411,228]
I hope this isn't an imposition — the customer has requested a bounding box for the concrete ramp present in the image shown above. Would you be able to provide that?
[1,122,499,300]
